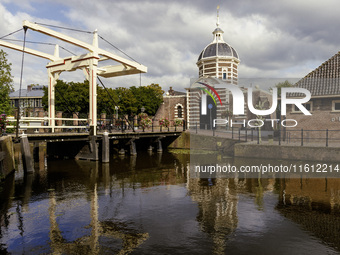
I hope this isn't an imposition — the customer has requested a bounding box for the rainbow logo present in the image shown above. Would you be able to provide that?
[196,82,223,106]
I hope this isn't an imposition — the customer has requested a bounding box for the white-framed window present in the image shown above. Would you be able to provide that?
[222,69,227,80]
[332,100,340,112]
[174,103,184,119]
[292,102,313,113]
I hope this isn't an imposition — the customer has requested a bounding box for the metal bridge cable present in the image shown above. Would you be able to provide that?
[1,38,77,55]
[58,46,76,56]
[15,27,28,139]
[0,28,23,39]
[54,86,86,126]
[98,34,140,64]
[97,76,134,130]
[97,77,119,106]
[1,38,55,45]
[34,22,93,34]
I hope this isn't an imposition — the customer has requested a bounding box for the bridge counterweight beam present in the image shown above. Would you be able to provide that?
[89,31,99,136]
[48,70,59,133]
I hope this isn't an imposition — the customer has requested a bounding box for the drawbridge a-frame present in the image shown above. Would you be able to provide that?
[0,20,147,135]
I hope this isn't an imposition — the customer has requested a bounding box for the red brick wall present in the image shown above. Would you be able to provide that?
[154,96,187,126]
[286,97,340,141]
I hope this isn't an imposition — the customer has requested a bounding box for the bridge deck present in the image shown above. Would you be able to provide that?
[9,130,183,142]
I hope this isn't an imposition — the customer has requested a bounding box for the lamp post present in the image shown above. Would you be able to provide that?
[208,103,213,130]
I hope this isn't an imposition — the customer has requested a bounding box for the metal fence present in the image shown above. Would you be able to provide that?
[188,122,340,147]
[285,129,340,147]
[6,116,186,134]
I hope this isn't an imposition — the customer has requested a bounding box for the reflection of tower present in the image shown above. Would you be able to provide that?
[187,176,238,254]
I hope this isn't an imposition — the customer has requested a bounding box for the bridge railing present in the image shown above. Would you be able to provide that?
[7,116,88,133]
[98,118,186,133]
[6,116,186,134]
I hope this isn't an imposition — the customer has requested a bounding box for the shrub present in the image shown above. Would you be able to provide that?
[174,118,183,127]
[159,118,170,128]
[140,117,152,129]
[0,114,8,135]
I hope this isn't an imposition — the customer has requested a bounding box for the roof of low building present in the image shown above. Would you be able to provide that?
[293,51,340,96]
[166,87,186,96]
[9,85,45,98]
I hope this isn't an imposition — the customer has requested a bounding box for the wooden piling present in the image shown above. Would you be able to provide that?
[20,134,34,173]
[102,132,109,163]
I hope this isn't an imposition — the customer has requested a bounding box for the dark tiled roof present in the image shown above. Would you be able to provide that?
[9,86,44,98]
[292,51,340,97]
[171,91,186,96]
[198,42,239,61]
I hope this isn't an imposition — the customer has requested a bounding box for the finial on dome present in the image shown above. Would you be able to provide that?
[216,5,220,27]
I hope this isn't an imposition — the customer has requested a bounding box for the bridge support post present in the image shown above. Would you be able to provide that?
[156,138,163,153]
[20,134,34,173]
[75,136,98,161]
[128,139,137,156]
[33,142,40,163]
[102,132,109,163]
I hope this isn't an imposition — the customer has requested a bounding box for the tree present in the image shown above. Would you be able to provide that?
[42,80,89,117]
[0,50,14,114]
[273,80,294,119]
[42,80,164,118]
[115,87,138,116]
[274,80,294,97]
[97,86,118,115]
[130,83,164,116]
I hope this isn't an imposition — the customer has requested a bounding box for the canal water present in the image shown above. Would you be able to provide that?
[0,150,340,254]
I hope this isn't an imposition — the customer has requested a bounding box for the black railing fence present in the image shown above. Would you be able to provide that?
[93,117,186,133]
[188,122,340,147]
[285,129,340,147]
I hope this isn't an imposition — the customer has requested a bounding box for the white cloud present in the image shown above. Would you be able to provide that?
[1,0,339,92]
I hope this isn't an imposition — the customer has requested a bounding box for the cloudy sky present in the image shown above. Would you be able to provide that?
[0,0,339,92]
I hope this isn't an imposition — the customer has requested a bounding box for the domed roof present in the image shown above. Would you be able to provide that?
[198,42,239,61]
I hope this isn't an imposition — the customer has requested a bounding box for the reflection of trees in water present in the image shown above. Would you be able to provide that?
[277,178,340,252]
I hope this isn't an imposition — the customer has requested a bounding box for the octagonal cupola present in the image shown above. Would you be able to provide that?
[197,7,240,84]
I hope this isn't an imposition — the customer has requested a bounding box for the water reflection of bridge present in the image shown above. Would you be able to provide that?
[2,152,340,253]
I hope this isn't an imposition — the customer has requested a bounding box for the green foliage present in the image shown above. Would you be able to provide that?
[173,118,183,127]
[0,50,14,114]
[42,80,89,115]
[115,87,138,116]
[272,80,294,117]
[42,80,164,117]
[130,83,164,115]
[159,118,170,127]
[140,117,152,129]
[274,80,294,96]
[138,112,152,129]
[0,114,8,134]
[138,112,148,119]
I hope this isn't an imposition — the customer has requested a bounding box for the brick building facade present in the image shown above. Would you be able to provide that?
[154,87,187,126]
[286,51,340,140]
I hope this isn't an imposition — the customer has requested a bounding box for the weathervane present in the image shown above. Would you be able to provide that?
[216,5,220,27]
